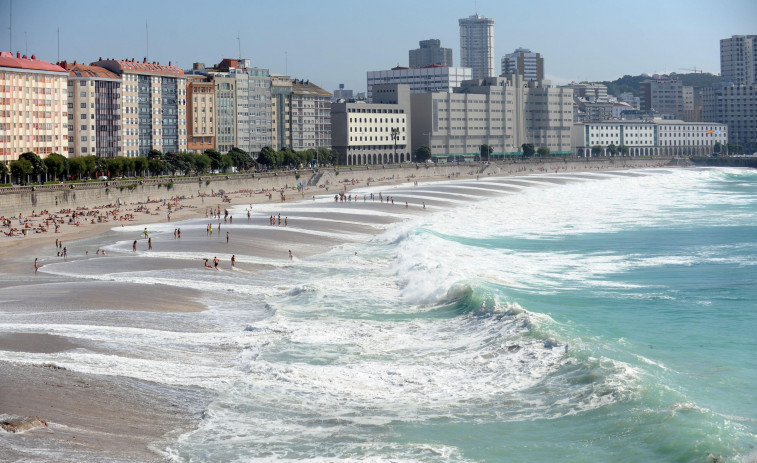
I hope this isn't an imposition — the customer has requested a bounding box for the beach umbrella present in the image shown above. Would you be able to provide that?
[218,189,225,195]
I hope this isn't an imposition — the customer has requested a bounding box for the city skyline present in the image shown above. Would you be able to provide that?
[1,0,755,95]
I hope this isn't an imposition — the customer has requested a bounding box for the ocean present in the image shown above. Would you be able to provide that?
[3,166,756,462]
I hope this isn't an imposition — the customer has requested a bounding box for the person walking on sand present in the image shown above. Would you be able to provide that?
[133,240,137,252]
[226,232,229,244]
[289,250,293,260]
[148,237,153,250]
[178,228,181,239]
[63,247,67,261]
[144,227,148,239]
[34,258,38,273]
[213,256,219,270]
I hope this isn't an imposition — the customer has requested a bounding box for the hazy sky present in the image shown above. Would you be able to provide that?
[2,0,755,93]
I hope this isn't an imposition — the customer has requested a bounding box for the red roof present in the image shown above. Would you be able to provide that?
[0,51,67,73]
[93,58,184,76]
[64,62,119,79]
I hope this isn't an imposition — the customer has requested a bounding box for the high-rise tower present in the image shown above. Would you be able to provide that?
[459,14,495,80]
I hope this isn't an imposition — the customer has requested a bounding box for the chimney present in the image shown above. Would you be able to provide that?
[31,55,35,60]
[168,61,171,66]
[16,52,20,58]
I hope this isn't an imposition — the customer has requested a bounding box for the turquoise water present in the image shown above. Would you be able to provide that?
[167,168,757,462]
[5,167,755,462]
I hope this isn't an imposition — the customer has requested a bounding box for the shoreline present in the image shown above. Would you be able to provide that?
[0,158,685,461]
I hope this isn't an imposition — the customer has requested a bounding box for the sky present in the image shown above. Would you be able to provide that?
[2,0,755,94]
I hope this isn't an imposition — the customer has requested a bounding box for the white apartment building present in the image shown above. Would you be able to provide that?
[289,79,331,150]
[459,14,495,80]
[0,52,69,163]
[366,65,471,101]
[94,58,187,158]
[501,48,543,82]
[64,63,122,158]
[572,119,727,157]
[331,84,410,165]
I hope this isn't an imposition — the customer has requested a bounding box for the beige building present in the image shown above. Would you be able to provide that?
[271,74,292,150]
[93,58,187,157]
[331,84,411,165]
[290,79,332,150]
[0,52,69,163]
[186,74,215,153]
[64,62,122,158]
[411,75,573,161]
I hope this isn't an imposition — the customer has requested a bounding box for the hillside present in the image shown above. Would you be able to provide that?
[599,72,722,97]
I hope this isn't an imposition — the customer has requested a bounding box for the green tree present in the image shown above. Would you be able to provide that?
[204,149,223,171]
[148,158,164,176]
[94,156,107,177]
[607,143,618,156]
[281,148,299,167]
[591,145,603,156]
[480,144,493,160]
[727,142,743,154]
[537,146,551,157]
[195,154,212,173]
[0,162,8,182]
[10,158,33,184]
[19,152,46,182]
[415,145,432,162]
[147,149,164,160]
[257,146,278,168]
[83,155,97,179]
[105,157,123,178]
[68,157,86,180]
[521,143,535,158]
[220,154,233,172]
[133,156,149,176]
[619,144,630,156]
[316,147,335,166]
[228,147,253,171]
[44,153,68,181]
[121,156,135,177]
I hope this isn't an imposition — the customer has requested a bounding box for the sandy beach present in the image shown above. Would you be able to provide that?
[0,159,680,461]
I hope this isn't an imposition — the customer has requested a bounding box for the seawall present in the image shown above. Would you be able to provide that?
[690,156,757,169]
[0,157,672,214]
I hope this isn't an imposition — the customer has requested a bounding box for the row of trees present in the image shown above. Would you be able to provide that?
[257,146,336,169]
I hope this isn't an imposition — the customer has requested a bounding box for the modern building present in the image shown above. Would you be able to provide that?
[459,14,495,80]
[411,75,573,161]
[409,39,453,68]
[639,76,696,121]
[560,82,608,102]
[572,119,727,157]
[574,99,615,123]
[501,48,543,82]
[289,79,331,150]
[0,52,69,163]
[93,57,187,158]
[702,83,757,150]
[207,58,272,156]
[331,84,411,165]
[63,62,121,158]
[185,73,215,153]
[271,74,292,150]
[720,35,757,85]
[366,65,472,100]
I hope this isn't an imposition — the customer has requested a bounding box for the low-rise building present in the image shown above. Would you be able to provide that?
[331,84,411,165]
[572,119,728,157]
[0,52,69,163]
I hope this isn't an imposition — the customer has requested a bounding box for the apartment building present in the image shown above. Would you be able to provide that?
[720,35,757,85]
[0,52,69,163]
[93,58,186,157]
[367,65,472,101]
[572,119,727,157]
[501,48,543,82]
[331,84,410,165]
[702,83,757,149]
[289,79,331,150]
[186,74,215,153]
[639,76,696,121]
[271,74,292,151]
[64,62,121,158]
[411,75,573,161]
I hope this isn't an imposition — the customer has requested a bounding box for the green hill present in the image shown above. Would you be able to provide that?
[598,73,722,97]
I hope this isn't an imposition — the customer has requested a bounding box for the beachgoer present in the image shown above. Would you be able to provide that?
[213,256,219,269]
[289,250,293,260]
[178,229,181,239]
[231,255,236,267]
[148,237,152,250]
[34,258,38,273]
[133,240,137,252]
[144,227,148,239]
[226,232,229,244]
[285,217,288,226]
[63,247,67,261]
[204,258,211,268]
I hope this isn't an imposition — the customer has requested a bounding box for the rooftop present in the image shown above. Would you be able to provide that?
[0,51,67,73]
[63,62,119,79]
[93,58,184,76]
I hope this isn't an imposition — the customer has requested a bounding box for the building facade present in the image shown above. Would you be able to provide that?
[93,58,187,157]
[501,48,544,82]
[560,82,608,102]
[289,79,331,150]
[411,75,573,161]
[367,65,472,100]
[409,39,453,68]
[0,52,69,163]
[702,83,757,150]
[720,35,757,85]
[186,74,215,153]
[572,119,728,157]
[639,76,696,121]
[271,74,292,151]
[459,14,495,80]
[64,62,121,158]
[331,84,410,165]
